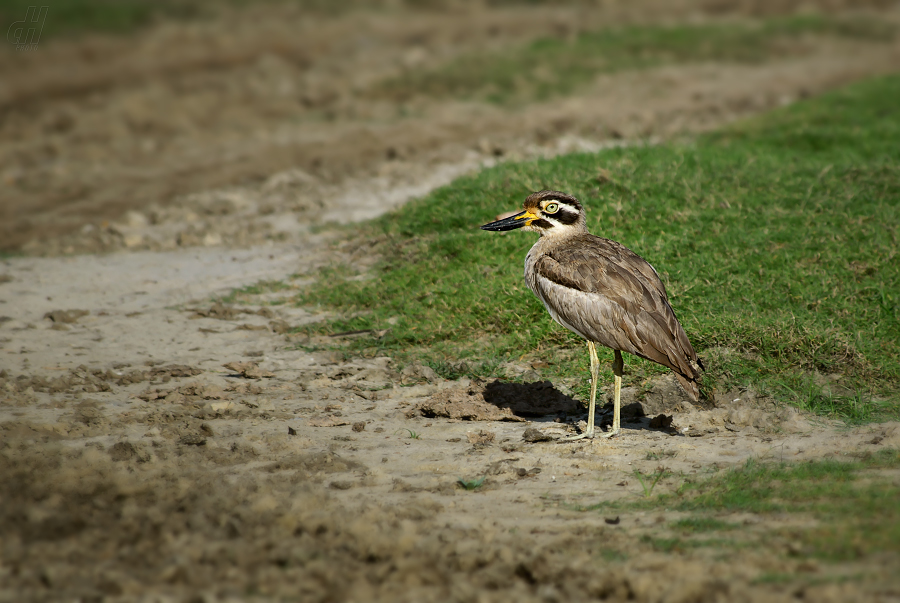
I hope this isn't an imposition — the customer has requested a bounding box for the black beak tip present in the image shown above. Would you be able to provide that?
[480,211,527,232]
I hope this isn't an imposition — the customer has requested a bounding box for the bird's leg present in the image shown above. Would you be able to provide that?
[563,340,599,441]
[601,350,623,438]
[585,340,600,437]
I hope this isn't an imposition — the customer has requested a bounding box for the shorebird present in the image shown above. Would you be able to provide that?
[481,190,702,439]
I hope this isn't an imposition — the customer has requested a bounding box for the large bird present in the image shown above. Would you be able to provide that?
[481,190,702,439]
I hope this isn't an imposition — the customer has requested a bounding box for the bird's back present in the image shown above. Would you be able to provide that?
[525,233,702,399]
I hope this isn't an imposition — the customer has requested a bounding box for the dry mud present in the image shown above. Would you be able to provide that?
[2,2,900,601]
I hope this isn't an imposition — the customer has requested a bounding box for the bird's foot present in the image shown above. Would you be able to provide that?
[600,427,620,439]
[561,429,594,442]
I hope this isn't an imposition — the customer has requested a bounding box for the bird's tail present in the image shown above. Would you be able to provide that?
[674,372,700,402]
[673,358,703,402]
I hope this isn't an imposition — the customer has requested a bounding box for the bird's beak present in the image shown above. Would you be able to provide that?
[480,209,535,231]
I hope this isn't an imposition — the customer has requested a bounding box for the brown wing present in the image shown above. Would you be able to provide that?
[529,234,701,399]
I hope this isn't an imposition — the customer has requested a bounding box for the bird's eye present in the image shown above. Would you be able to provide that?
[544,202,559,214]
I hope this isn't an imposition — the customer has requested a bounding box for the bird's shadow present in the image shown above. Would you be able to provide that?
[481,380,673,434]
[480,379,581,418]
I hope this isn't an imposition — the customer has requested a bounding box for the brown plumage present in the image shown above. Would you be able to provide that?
[481,190,702,439]
[528,233,701,400]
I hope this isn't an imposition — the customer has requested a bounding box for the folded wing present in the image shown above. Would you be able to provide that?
[529,234,701,400]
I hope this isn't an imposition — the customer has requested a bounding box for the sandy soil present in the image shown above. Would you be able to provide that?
[2,1,900,601]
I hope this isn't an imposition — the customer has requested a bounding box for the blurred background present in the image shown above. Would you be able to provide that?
[2,0,898,255]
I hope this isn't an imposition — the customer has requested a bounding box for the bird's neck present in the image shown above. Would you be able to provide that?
[537,223,589,241]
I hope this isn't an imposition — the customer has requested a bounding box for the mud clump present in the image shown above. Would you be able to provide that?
[522,427,554,443]
[108,441,151,462]
[42,309,90,324]
[223,361,275,379]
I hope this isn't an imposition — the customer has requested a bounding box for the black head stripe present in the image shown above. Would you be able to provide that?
[552,207,580,225]
[531,219,554,230]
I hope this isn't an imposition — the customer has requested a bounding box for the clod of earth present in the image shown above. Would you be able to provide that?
[522,428,554,443]
[649,414,674,429]
[467,430,495,445]
[42,309,89,323]
[222,361,274,379]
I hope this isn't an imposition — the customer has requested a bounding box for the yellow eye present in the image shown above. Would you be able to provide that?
[544,202,559,214]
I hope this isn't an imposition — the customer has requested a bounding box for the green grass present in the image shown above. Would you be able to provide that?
[633,467,670,498]
[377,15,896,105]
[0,0,205,39]
[217,279,294,305]
[588,450,900,560]
[671,517,739,533]
[678,450,900,560]
[400,428,421,439]
[296,74,900,420]
[0,0,414,39]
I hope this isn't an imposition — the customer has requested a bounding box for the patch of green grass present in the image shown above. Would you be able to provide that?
[640,534,742,553]
[1,0,415,40]
[576,450,900,561]
[376,15,896,105]
[297,74,900,419]
[422,358,504,381]
[675,449,900,512]
[218,279,294,305]
[0,0,206,39]
[597,548,628,562]
[776,380,887,425]
[686,453,900,560]
[671,517,738,533]
[590,450,900,560]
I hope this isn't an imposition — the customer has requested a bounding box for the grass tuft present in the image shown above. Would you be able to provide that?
[633,467,670,498]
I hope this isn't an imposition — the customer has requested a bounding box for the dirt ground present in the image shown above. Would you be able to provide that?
[2,1,900,601]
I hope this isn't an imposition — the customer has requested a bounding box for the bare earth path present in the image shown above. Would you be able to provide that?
[2,2,900,601]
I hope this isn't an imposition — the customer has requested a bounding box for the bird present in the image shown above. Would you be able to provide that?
[480,190,702,439]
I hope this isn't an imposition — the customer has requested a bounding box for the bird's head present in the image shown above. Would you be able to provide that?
[480,190,585,236]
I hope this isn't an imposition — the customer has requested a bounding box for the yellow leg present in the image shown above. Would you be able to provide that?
[601,350,623,438]
[563,341,600,441]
